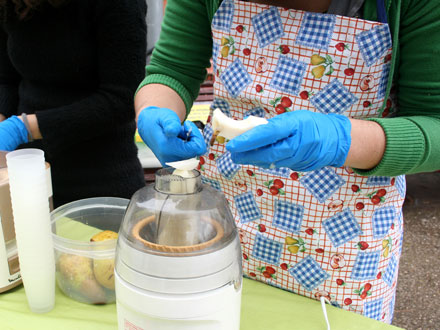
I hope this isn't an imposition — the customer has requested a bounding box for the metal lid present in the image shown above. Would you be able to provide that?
[0,168,8,185]
[0,151,8,169]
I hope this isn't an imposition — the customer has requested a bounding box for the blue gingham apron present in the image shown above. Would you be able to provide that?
[201,0,404,323]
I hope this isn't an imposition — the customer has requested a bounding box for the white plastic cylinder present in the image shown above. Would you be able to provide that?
[115,271,241,330]
[6,149,55,313]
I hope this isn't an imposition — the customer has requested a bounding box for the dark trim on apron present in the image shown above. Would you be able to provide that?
[376,0,388,23]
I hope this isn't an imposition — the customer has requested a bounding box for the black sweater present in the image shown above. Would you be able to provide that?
[0,0,147,207]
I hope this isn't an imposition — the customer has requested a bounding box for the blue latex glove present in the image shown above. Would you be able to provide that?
[138,106,207,166]
[0,116,28,151]
[226,110,351,171]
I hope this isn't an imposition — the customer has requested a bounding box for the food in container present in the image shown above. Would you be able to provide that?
[51,197,128,304]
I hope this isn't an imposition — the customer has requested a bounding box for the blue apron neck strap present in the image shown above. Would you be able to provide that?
[376,0,388,23]
[222,1,389,23]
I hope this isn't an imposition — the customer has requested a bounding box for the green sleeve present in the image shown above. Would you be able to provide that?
[138,0,213,115]
[356,0,440,176]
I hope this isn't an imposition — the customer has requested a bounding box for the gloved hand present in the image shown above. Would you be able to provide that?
[0,116,28,151]
[138,106,207,166]
[226,110,351,171]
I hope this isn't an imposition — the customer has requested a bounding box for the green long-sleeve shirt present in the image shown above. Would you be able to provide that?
[140,0,440,176]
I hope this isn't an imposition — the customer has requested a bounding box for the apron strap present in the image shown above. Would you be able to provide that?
[376,0,388,23]
[236,1,388,24]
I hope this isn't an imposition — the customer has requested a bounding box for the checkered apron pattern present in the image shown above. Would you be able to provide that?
[201,0,405,324]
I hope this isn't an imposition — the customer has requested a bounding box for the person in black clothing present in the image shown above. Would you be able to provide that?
[0,0,147,207]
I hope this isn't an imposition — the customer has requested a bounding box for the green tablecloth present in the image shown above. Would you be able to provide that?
[0,279,403,330]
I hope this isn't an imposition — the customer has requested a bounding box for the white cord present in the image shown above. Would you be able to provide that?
[320,297,331,330]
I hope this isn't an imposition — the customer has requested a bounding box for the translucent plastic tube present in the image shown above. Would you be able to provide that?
[6,149,55,313]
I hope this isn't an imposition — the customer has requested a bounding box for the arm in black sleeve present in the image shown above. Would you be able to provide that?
[36,0,147,155]
[0,26,20,118]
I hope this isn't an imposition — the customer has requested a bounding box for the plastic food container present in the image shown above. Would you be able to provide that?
[51,197,129,305]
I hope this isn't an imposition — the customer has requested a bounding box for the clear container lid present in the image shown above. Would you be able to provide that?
[116,168,243,292]
[51,197,129,258]
[119,168,237,257]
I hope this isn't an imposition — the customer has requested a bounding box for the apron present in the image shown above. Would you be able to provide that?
[201,0,405,323]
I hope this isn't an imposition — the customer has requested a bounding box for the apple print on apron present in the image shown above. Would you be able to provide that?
[201,0,405,323]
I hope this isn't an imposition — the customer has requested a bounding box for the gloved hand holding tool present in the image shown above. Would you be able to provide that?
[0,116,29,151]
[137,106,207,166]
[226,110,352,172]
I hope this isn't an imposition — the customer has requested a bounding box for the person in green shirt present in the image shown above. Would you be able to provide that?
[136,0,440,175]
[134,0,440,323]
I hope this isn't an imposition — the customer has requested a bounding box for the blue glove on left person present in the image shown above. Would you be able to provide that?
[0,116,28,151]
[226,110,351,172]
